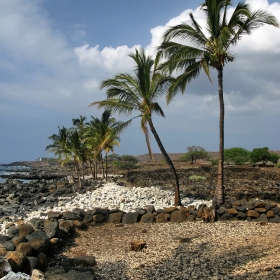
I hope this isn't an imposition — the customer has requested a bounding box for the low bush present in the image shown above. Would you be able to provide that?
[189,175,207,181]
[211,159,218,166]
[113,154,139,170]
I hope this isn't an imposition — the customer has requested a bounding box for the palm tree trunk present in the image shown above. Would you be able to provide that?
[143,127,155,161]
[105,151,108,181]
[147,117,182,206]
[100,154,105,179]
[215,67,225,206]
[89,161,95,179]
[95,159,98,179]
[82,162,85,180]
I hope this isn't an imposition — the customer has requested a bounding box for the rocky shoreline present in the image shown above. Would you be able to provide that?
[0,163,280,279]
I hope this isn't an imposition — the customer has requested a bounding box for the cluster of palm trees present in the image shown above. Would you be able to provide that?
[46,111,128,186]
[90,1,278,206]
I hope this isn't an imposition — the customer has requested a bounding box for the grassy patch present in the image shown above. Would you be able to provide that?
[189,175,207,181]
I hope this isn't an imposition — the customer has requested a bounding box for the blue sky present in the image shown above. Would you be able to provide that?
[0,0,280,163]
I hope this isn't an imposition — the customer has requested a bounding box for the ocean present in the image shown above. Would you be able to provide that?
[0,165,30,184]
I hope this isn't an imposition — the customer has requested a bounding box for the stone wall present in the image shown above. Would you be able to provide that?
[125,166,280,202]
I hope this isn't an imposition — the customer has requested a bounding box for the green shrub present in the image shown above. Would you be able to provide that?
[224,147,251,165]
[189,175,207,181]
[274,163,280,168]
[113,154,138,170]
[211,159,218,166]
[270,153,280,164]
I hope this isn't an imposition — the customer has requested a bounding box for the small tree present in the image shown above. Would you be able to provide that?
[250,147,271,165]
[270,153,280,165]
[179,146,209,164]
[224,147,251,165]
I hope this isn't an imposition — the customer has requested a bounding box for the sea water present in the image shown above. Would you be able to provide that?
[0,165,30,183]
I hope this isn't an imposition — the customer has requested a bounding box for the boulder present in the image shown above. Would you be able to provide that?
[155,213,168,223]
[59,220,75,236]
[0,271,32,280]
[0,246,8,257]
[31,269,45,280]
[44,219,58,239]
[28,237,49,255]
[270,214,280,223]
[12,235,27,247]
[258,214,268,222]
[255,208,267,213]
[122,212,139,224]
[216,207,226,215]
[47,211,62,220]
[235,206,246,212]
[170,211,186,223]
[2,241,15,251]
[37,252,49,270]
[0,256,11,277]
[5,251,30,273]
[247,210,260,218]
[227,208,238,215]
[62,211,77,220]
[18,224,34,237]
[83,215,93,224]
[254,201,266,208]
[236,212,247,219]
[140,213,155,223]
[107,212,123,223]
[130,240,146,251]
[92,214,106,223]
[266,210,275,218]
[27,256,39,270]
[16,242,33,256]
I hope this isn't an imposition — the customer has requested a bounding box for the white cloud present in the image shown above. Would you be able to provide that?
[74,44,141,72]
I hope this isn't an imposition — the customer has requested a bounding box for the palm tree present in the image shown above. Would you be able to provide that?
[157,0,279,206]
[84,110,125,180]
[72,116,87,179]
[46,126,72,166]
[68,129,87,187]
[90,49,182,206]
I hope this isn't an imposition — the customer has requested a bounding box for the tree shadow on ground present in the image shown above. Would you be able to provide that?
[91,228,280,280]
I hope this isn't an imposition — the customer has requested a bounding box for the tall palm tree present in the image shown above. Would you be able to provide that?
[157,0,279,206]
[90,49,182,206]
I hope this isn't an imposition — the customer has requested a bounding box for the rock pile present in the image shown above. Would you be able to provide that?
[0,198,280,279]
[216,199,280,223]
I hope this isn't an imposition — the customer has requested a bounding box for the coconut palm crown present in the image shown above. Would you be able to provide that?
[157,0,279,205]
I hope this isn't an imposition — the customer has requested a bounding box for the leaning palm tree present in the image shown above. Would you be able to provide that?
[157,0,279,206]
[90,49,182,206]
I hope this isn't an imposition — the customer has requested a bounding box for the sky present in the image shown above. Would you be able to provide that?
[0,0,280,163]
